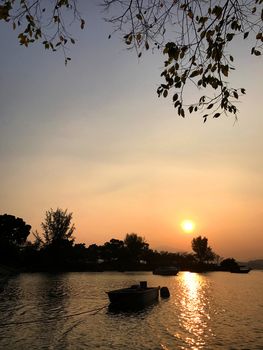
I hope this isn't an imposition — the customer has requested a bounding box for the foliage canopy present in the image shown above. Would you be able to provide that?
[191,235,215,263]
[0,0,85,65]
[0,214,31,265]
[1,0,262,120]
[0,213,31,245]
[104,0,263,120]
[40,208,75,246]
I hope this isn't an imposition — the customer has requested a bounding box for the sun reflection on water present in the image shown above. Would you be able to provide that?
[177,272,213,350]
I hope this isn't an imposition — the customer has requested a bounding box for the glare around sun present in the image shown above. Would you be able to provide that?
[181,220,195,233]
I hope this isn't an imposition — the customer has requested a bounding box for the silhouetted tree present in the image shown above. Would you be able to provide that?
[102,239,125,263]
[0,214,31,246]
[39,208,75,246]
[0,214,31,265]
[86,244,101,263]
[191,236,216,264]
[124,233,149,264]
[29,208,76,270]
[220,257,239,271]
[73,243,87,257]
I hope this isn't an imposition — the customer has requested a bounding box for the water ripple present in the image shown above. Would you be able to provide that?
[0,271,263,349]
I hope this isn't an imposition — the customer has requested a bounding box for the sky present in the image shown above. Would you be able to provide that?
[0,1,262,261]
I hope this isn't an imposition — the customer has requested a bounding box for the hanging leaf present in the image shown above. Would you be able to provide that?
[221,65,229,77]
[80,19,85,29]
[244,32,249,39]
[189,105,194,113]
[173,93,178,102]
[233,91,239,99]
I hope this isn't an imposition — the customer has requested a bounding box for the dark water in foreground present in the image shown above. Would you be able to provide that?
[0,271,263,349]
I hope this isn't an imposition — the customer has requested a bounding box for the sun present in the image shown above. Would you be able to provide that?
[181,220,195,233]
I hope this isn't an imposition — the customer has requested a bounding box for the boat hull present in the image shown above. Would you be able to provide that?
[230,269,251,273]
[230,265,251,273]
[107,287,159,307]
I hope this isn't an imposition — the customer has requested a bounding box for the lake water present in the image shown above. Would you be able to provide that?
[0,271,263,349]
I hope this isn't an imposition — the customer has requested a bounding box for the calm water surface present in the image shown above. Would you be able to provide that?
[0,271,263,349]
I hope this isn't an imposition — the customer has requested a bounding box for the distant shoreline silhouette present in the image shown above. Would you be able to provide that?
[0,212,256,275]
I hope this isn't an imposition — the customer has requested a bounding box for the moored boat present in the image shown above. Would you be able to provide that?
[230,265,251,273]
[107,281,160,307]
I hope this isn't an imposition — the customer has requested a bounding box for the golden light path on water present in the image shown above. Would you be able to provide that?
[176,272,213,350]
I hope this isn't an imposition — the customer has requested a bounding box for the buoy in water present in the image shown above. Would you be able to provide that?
[160,286,170,298]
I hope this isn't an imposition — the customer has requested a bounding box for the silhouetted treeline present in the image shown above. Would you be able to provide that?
[20,235,205,272]
[0,210,239,273]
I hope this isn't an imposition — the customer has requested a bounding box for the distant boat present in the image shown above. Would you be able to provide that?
[230,265,251,274]
[153,266,179,276]
[106,281,160,308]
